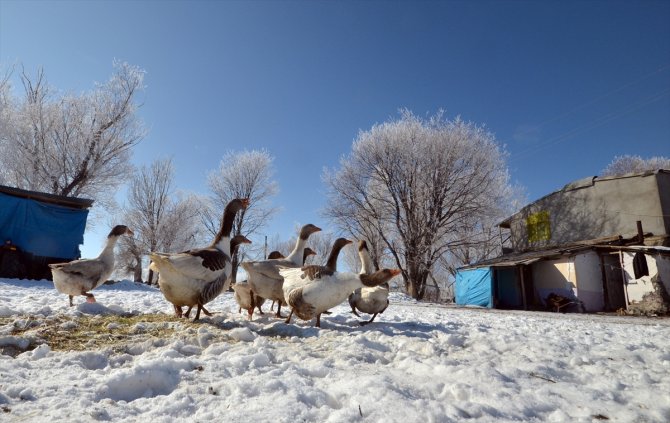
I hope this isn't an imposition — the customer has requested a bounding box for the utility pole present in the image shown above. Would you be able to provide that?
[264,235,267,259]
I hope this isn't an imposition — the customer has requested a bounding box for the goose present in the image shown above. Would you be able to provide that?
[266,251,285,259]
[236,251,286,318]
[49,225,134,306]
[268,247,316,311]
[279,266,401,328]
[150,198,249,320]
[283,238,352,324]
[241,224,321,318]
[182,234,252,318]
[348,240,390,325]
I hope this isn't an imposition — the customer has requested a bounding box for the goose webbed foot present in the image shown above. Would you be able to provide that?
[84,293,96,303]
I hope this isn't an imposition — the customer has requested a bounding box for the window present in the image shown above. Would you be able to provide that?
[527,211,551,243]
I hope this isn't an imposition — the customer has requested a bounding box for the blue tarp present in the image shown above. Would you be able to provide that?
[0,192,88,258]
[455,267,493,308]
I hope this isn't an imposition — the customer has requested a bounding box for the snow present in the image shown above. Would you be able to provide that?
[0,278,669,422]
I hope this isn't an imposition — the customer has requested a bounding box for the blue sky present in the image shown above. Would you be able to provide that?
[1,0,669,259]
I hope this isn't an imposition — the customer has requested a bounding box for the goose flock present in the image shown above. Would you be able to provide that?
[49,198,401,327]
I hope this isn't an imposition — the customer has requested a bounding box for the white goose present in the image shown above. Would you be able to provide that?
[240,224,321,318]
[283,238,352,324]
[150,198,249,320]
[348,240,391,325]
[279,266,401,328]
[49,225,134,306]
[267,247,316,312]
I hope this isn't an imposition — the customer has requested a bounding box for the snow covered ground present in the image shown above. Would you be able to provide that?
[0,277,669,422]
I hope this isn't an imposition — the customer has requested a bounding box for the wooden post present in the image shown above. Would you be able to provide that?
[519,264,527,310]
[636,220,644,244]
[598,252,610,311]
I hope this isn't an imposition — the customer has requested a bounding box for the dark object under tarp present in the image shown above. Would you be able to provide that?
[0,185,92,280]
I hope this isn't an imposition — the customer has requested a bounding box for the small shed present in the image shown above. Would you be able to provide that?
[0,185,93,280]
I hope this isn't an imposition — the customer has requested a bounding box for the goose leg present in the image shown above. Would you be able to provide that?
[360,313,378,326]
[200,306,212,316]
[350,305,361,317]
[275,302,284,318]
[284,309,294,324]
[247,307,253,320]
[174,305,183,318]
[315,313,321,328]
[68,295,74,307]
[184,306,193,318]
[255,296,264,315]
[194,304,203,321]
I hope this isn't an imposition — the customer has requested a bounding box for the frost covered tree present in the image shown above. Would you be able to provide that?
[324,110,516,299]
[205,149,278,283]
[0,61,146,210]
[601,155,670,177]
[117,158,206,283]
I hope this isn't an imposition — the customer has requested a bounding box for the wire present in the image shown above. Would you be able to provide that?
[514,63,670,139]
[512,88,670,161]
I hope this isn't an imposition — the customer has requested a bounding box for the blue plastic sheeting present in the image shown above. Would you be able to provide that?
[0,192,88,258]
[455,267,493,308]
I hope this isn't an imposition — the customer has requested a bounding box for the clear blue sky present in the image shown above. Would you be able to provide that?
[1,0,669,259]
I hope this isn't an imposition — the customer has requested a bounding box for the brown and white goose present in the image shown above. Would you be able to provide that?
[150,198,249,320]
[49,225,134,306]
[240,224,321,318]
[283,238,352,324]
[348,240,390,325]
[279,266,401,328]
[183,234,251,318]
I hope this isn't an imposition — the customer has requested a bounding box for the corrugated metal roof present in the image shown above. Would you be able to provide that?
[458,241,670,271]
[0,185,94,210]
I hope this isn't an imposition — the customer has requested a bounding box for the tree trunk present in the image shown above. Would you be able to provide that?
[133,265,142,283]
[406,264,430,300]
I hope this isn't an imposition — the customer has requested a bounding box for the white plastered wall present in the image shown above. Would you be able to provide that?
[532,258,577,302]
[621,251,658,303]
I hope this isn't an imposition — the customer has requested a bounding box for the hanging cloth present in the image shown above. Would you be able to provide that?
[632,252,649,279]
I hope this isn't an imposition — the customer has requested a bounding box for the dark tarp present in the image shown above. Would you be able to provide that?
[0,191,88,259]
[455,267,493,308]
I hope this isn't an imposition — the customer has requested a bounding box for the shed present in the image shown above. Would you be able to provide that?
[0,185,93,280]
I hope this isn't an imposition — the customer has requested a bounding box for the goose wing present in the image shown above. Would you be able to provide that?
[49,259,106,282]
[150,248,229,280]
[241,258,299,280]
